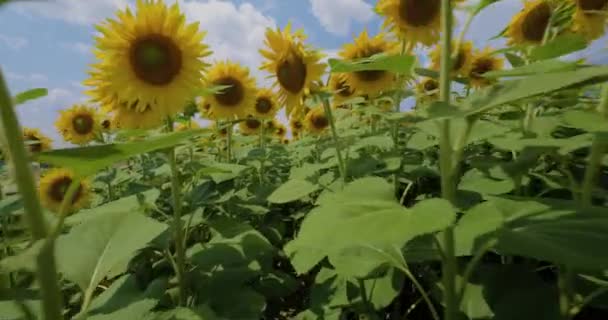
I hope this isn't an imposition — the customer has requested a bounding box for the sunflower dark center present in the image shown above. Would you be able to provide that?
[423,79,438,92]
[130,34,182,86]
[25,135,42,153]
[276,127,285,135]
[293,121,303,130]
[472,58,494,78]
[214,77,245,106]
[399,0,440,27]
[452,50,465,71]
[578,0,608,10]
[72,114,94,135]
[311,114,329,129]
[335,80,354,97]
[354,47,386,82]
[521,2,551,42]
[48,177,82,204]
[255,97,273,114]
[219,128,228,135]
[277,51,307,94]
[101,119,111,130]
[245,119,261,129]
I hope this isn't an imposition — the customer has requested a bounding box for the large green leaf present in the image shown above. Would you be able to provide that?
[36,130,202,176]
[55,209,167,294]
[284,177,456,274]
[529,34,587,61]
[267,179,319,204]
[12,88,48,106]
[329,54,416,74]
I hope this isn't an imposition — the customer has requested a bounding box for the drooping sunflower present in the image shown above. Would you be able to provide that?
[339,30,399,97]
[506,0,554,45]
[205,61,256,120]
[22,128,52,154]
[253,88,279,119]
[415,77,440,105]
[55,105,101,145]
[84,0,211,119]
[468,48,504,88]
[259,23,326,116]
[376,0,455,47]
[304,106,329,135]
[329,73,357,106]
[38,168,91,214]
[175,120,200,132]
[239,116,263,136]
[430,41,474,77]
[571,0,608,41]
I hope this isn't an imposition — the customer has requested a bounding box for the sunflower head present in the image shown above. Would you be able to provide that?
[430,41,474,77]
[339,30,399,97]
[175,120,200,132]
[506,0,553,45]
[111,100,167,130]
[85,0,211,120]
[329,73,357,105]
[206,61,256,120]
[274,123,287,138]
[570,0,608,41]
[281,138,290,145]
[253,88,279,119]
[55,105,101,145]
[468,48,504,88]
[304,106,329,135]
[376,0,446,46]
[289,116,305,135]
[416,77,440,105]
[38,168,91,214]
[259,23,326,115]
[22,128,52,154]
[239,116,263,135]
[209,121,230,140]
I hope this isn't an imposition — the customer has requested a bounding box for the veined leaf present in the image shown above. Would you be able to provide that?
[329,54,416,74]
[267,179,319,204]
[13,88,48,106]
[529,34,587,61]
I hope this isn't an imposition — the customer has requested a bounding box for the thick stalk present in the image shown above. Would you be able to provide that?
[322,99,346,184]
[598,84,608,119]
[581,85,608,207]
[166,120,187,306]
[259,120,266,184]
[438,1,457,320]
[0,68,64,320]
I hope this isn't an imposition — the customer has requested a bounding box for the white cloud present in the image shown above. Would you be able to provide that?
[180,0,277,86]
[309,0,373,36]
[0,33,28,50]
[6,71,48,83]
[11,0,129,25]
[62,42,92,55]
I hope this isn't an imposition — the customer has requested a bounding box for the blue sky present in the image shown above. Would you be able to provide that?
[1,0,606,147]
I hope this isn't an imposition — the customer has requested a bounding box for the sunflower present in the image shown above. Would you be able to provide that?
[55,105,101,145]
[571,0,608,41]
[84,0,211,120]
[415,77,440,105]
[281,138,290,145]
[239,116,263,135]
[38,168,91,214]
[376,0,454,47]
[111,101,167,130]
[289,117,305,138]
[506,0,553,45]
[22,128,52,154]
[259,23,326,116]
[274,123,287,138]
[198,99,212,119]
[468,48,504,88]
[210,121,230,140]
[175,120,200,132]
[339,31,399,97]
[205,61,256,120]
[329,73,357,106]
[253,88,279,119]
[100,117,113,132]
[304,106,329,135]
[429,41,474,77]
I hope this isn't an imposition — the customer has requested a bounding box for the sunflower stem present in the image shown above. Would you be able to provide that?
[322,98,346,185]
[438,1,458,320]
[259,120,266,184]
[165,119,187,307]
[581,85,608,207]
[0,68,65,320]
[226,122,233,162]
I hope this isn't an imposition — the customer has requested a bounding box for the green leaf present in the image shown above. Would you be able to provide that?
[329,54,416,74]
[504,52,525,68]
[55,210,167,293]
[89,275,166,317]
[36,130,201,176]
[0,299,41,320]
[561,109,608,133]
[529,34,587,61]
[12,88,48,106]
[459,169,514,195]
[484,59,579,78]
[87,299,157,320]
[352,134,394,151]
[267,179,319,204]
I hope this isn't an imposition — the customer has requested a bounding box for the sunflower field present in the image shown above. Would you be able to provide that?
[2,0,608,319]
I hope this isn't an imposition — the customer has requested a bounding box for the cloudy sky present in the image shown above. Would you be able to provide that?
[1,0,606,147]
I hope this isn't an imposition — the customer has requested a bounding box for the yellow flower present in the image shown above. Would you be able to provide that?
[339,30,399,97]
[175,120,200,132]
[281,138,290,145]
[274,122,287,138]
[198,99,212,119]
[415,77,440,105]
[253,88,279,119]
[468,48,504,88]
[506,0,553,45]
[84,0,211,120]
[100,117,113,132]
[22,128,52,154]
[259,23,326,116]
[376,0,456,47]
[329,73,357,106]
[429,41,474,77]
[55,105,101,145]
[571,0,608,41]
[210,121,230,140]
[112,101,166,130]
[38,168,91,214]
[239,116,263,135]
[304,106,329,135]
[289,117,305,138]
[205,61,257,120]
